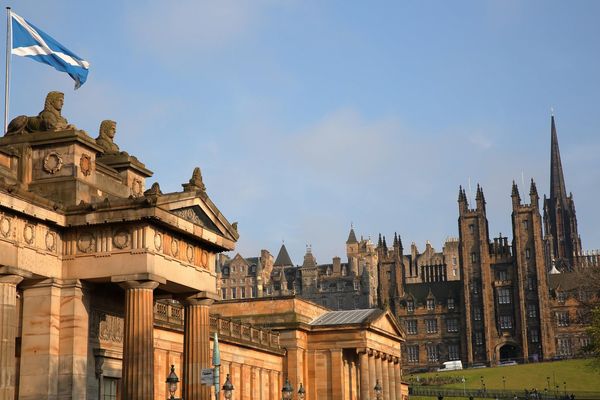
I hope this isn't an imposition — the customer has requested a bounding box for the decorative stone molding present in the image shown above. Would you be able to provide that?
[45,231,56,251]
[201,250,208,268]
[77,231,96,253]
[0,216,11,238]
[113,228,129,249]
[23,224,35,244]
[186,245,194,263]
[154,232,162,251]
[90,309,124,343]
[131,178,143,197]
[43,151,63,174]
[170,239,179,256]
[79,153,92,176]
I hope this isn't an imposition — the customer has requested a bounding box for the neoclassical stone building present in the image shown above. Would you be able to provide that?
[0,92,407,400]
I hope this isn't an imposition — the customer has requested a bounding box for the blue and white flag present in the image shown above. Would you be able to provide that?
[10,11,90,89]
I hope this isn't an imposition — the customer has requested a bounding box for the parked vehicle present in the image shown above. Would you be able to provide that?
[498,360,518,366]
[437,360,463,371]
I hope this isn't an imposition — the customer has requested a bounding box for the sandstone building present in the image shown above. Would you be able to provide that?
[0,91,406,400]
[219,116,599,371]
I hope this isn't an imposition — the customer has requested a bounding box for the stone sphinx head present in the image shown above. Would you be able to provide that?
[96,120,120,154]
[44,91,65,114]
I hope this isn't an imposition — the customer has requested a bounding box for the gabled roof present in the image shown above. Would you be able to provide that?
[310,309,379,326]
[274,244,294,267]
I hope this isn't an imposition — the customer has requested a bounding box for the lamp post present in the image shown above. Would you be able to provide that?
[502,376,506,392]
[546,376,551,392]
[282,378,305,400]
[213,333,221,400]
[166,365,180,400]
[298,383,306,400]
[374,379,383,400]
[222,374,234,400]
[564,381,567,397]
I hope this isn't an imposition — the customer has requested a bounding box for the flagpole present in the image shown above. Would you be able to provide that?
[4,7,11,134]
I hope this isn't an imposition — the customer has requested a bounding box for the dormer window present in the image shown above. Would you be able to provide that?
[407,300,414,312]
[427,299,435,310]
[447,298,455,310]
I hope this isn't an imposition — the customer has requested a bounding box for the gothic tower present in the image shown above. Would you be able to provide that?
[543,115,582,270]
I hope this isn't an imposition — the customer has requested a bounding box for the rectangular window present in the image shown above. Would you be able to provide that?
[240,287,246,298]
[427,344,439,362]
[446,318,459,333]
[527,276,536,291]
[497,270,508,281]
[407,345,419,363]
[251,286,257,298]
[452,256,457,266]
[448,344,460,361]
[557,291,566,303]
[474,307,482,321]
[102,377,119,400]
[580,336,591,349]
[527,303,537,318]
[407,300,414,312]
[231,288,237,299]
[530,329,539,343]
[499,315,513,329]
[426,319,438,334]
[469,224,474,233]
[447,298,455,310]
[557,338,572,356]
[556,311,570,327]
[427,299,435,310]
[406,320,417,335]
[498,288,511,304]
[474,331,483,346]
[354,281,360,291]
[221,288,227,300]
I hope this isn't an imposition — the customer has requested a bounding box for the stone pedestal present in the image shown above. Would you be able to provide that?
[182,296,214,400]
[0,275,23,400]
[120,280,159,400]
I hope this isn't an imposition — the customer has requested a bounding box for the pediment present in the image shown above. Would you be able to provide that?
[371,311,405,339]
[171,206,223,236]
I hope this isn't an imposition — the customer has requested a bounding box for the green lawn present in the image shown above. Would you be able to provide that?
[405,359,600,392]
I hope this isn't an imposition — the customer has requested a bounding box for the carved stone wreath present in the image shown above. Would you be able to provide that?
[186,245,194,263]
[113,229,129,249]
[77,231,96,253]
[45,231,56,251]
[170,239,179,257]
[80,154,92,176]
[43,151,63,174]
[154,232,162,251]
[0,216,10,238]
[23,224,35,244]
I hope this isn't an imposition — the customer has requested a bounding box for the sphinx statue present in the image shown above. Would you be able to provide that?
[5,91,76,135]
[95,120,120,154]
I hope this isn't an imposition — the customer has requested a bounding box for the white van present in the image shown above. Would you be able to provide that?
[437,360,463,371]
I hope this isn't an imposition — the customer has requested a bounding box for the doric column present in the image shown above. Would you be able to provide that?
[0,275,23,400]
[181,295,215,400]
[120,280,160,400]
[359,350,370,400]
[388,358,396,400]
[368,350,376,397]
[330,349,345,400]
[381,354,390,400]
[394,358,402,400]
[375,352,382,393]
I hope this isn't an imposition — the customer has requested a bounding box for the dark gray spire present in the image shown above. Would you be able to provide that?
[550,115,568,204]
[346,226,358,244]
[274,244,294,267]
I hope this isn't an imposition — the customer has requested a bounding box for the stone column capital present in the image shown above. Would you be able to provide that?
[118,280,160,291]
[178,291,219,306]
[0,274,24,285]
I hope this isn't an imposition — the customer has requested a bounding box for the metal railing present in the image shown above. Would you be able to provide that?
[410,386,600,400]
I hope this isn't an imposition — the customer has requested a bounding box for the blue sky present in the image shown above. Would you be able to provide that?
[5,1,600,264]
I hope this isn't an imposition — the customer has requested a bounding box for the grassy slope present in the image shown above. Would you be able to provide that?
[406,359,600,392]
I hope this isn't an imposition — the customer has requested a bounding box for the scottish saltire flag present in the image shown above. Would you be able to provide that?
[10,11,90,89]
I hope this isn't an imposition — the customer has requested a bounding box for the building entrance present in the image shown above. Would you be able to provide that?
[499,343,520,361]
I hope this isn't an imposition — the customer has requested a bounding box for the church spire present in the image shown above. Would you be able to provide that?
[550,115,568,204]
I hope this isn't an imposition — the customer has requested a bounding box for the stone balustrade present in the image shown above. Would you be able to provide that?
[153,300,281,350]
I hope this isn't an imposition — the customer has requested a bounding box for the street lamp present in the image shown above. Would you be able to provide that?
[282,378,294,400]
[502,376,506,391]
[374,379,383,400]
[222,374,234,400]
[297,383,305,400]
[564,381,567,397]
[166,365,180,400]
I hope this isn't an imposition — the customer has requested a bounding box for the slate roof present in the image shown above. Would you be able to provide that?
[346,228,358,244]
[548,272,580,291]
[404,281,462,302]
[274,244,294,267]
[310,309,380,326]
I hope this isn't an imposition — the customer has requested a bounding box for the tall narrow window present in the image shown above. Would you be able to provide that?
[473,307,482,321]
[523,220,529,231]
[448,344,460,360]
[447,298,455,310]
[426,344,439,362]
[446,318,459,333]
[231,288,237,299]
[474,331,483,346]
[406,320,418,335]
[527,303,537,318]
[221,288,227,300]
[427,299,435,310]
[499,315,513,329]
[530,329,539,343]
[407,345,419,363]
[498,288,511,304]
[407,300,414,312]
[102,377,119,400]
[426,319,438,333]
[525,248,531,259]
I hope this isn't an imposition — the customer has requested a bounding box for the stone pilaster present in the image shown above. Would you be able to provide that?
[181,295,214,400]
[381,354,390,400]
[359,350,370,400]
[388,359,396,400]
[0,275,23,400]
[368,350,376,397]
[120,280,160,400]
[394,359,402,400]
